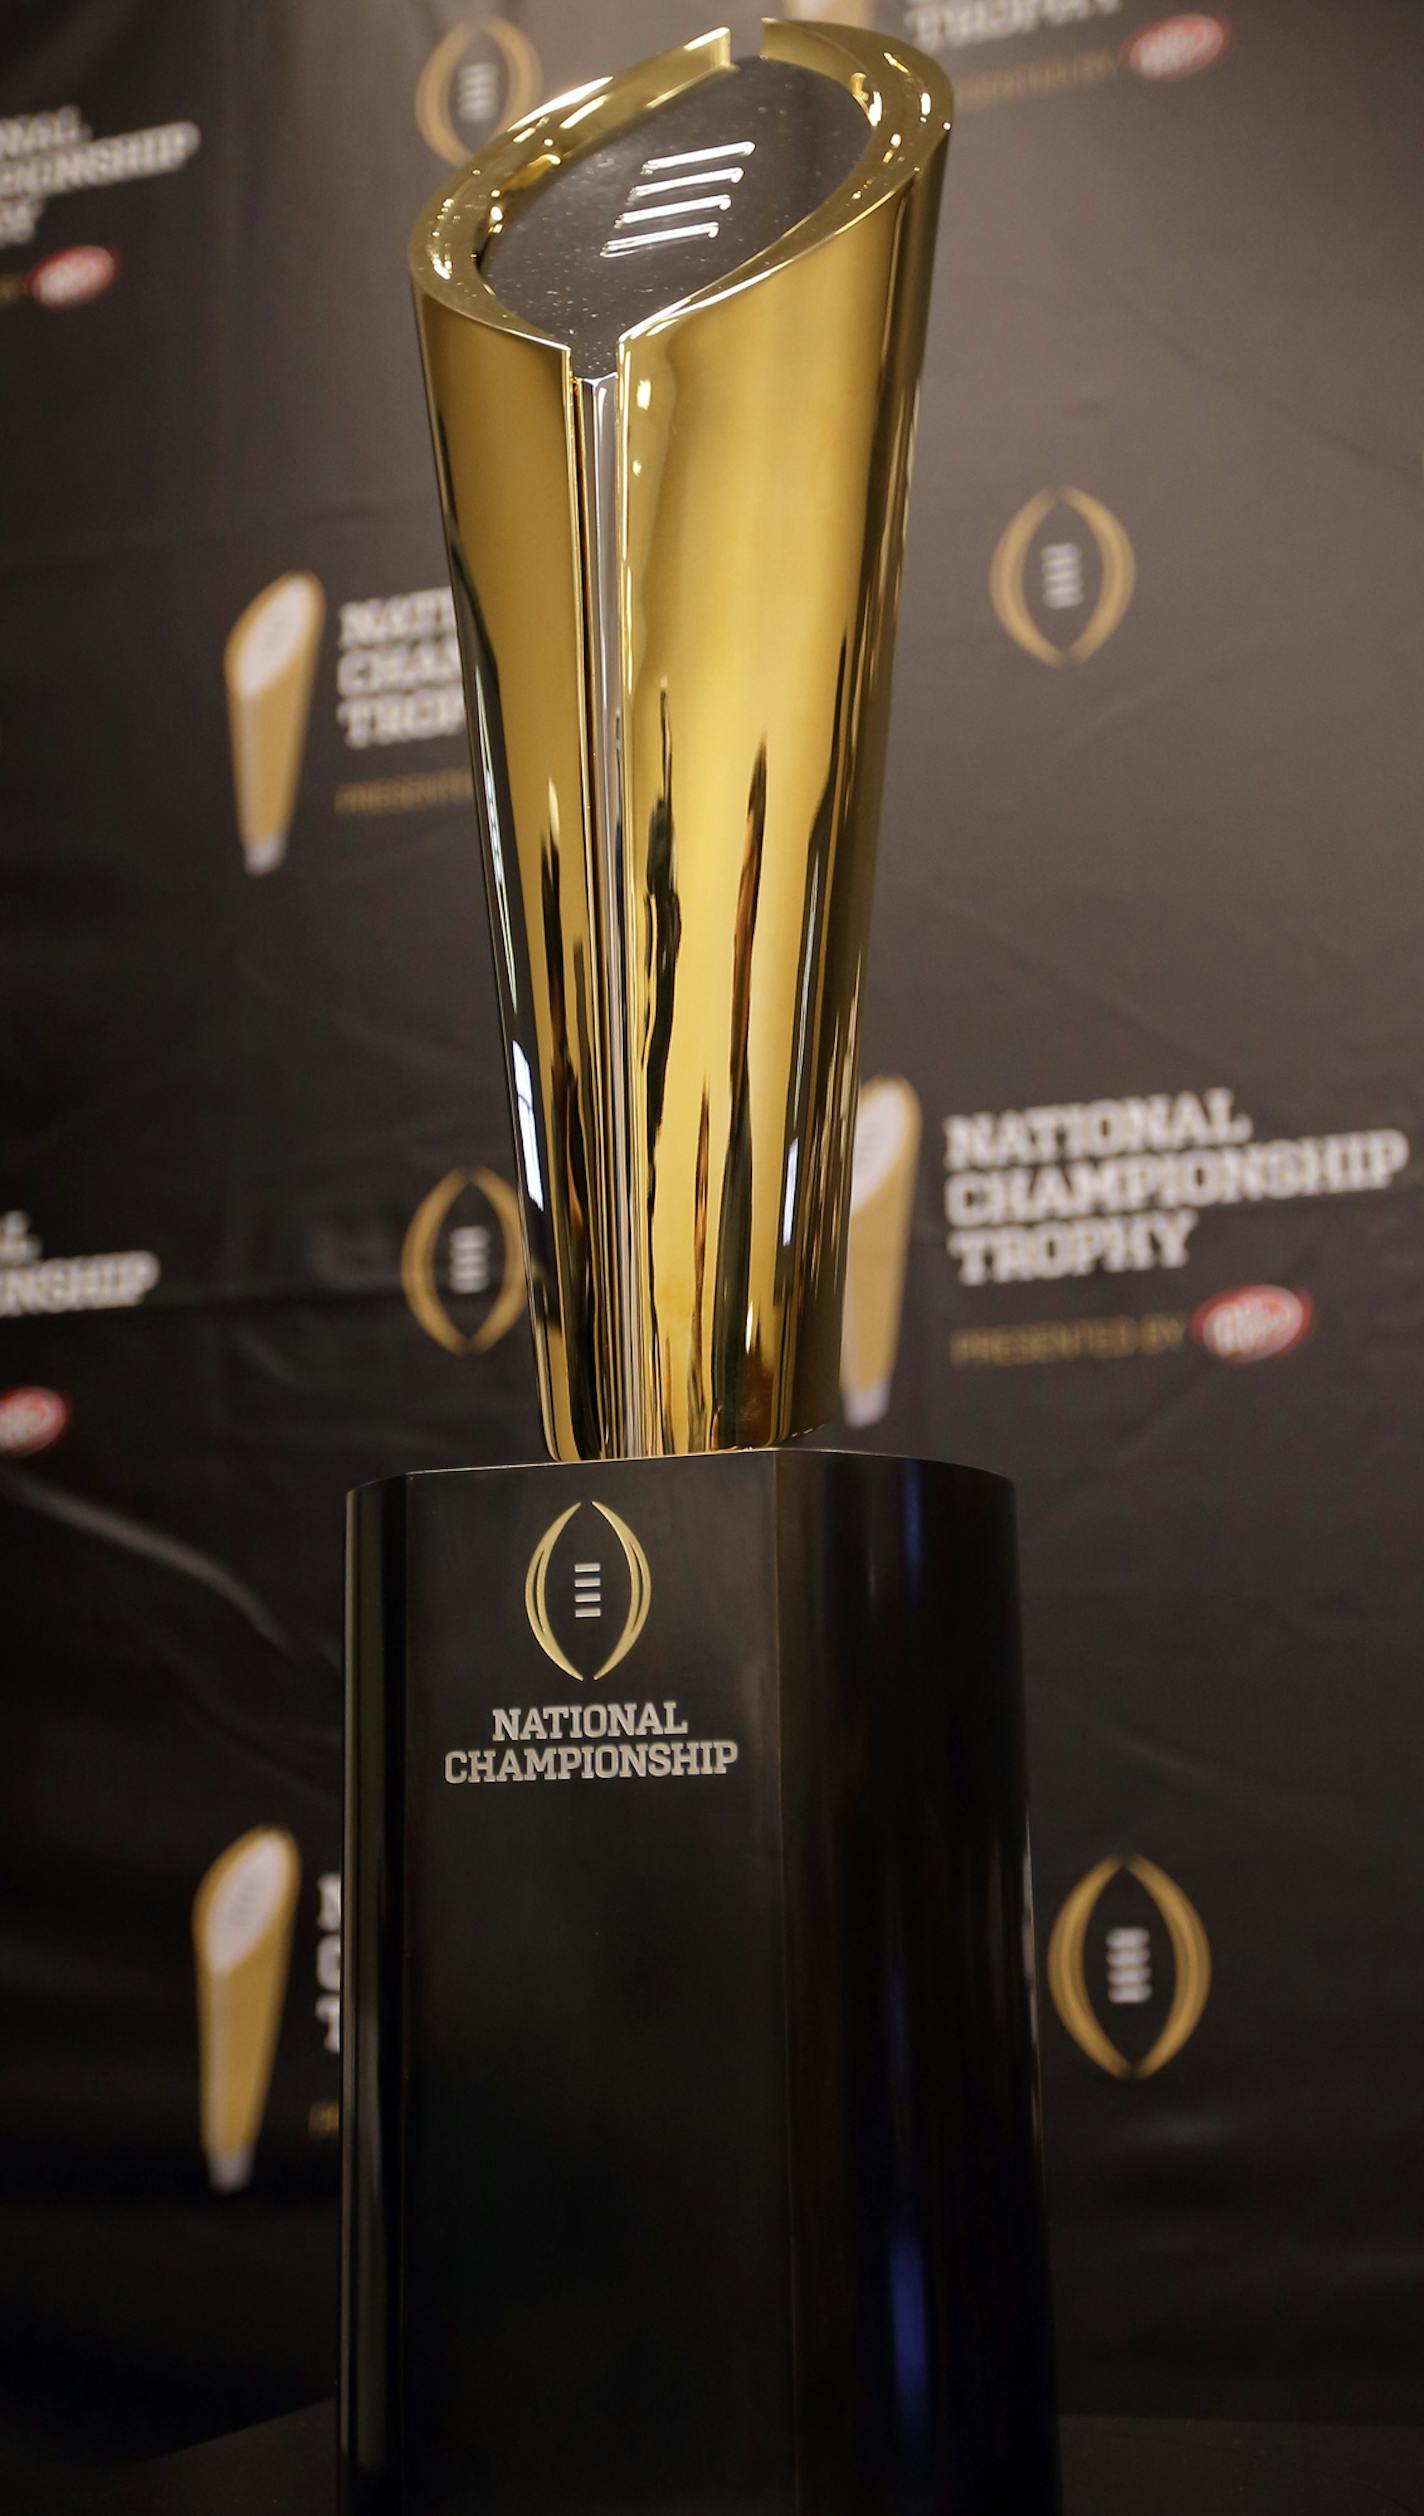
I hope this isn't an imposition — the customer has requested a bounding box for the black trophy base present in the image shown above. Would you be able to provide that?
[342,1449,1058,2516]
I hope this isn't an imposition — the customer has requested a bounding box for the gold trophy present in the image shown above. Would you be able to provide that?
[409,19,950,1461]
[192,1826,300,2192]
[840,1074,923,1427]
[345,26,1057,2515]
[223,572,325,874]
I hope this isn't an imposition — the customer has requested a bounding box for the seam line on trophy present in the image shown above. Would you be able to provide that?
[577,369,640,1443]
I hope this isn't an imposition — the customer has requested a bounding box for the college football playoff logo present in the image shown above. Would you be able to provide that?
[401,1166,524,1355]
[1047,1854,1210,2078]
[990,487,1135,666]
[524,1502,651,1682]
[415,15,542,164]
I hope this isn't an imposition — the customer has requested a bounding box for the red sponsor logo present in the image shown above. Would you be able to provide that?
[1192,1286,1312,1364]
[28,244,119,308]
[1123,14,1231,80]
[0,1386,71,1453]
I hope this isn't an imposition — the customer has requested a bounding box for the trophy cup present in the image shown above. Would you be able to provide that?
[343,22,1057,2515]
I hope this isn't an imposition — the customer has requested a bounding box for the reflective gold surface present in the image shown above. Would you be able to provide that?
[411,21,952,1459]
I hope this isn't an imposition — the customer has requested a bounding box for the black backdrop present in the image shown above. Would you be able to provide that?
[3,0,1422,2489]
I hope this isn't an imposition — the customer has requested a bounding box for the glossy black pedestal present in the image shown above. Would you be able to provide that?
[89,2409,1424,2516]
[342,1450,1057,2516]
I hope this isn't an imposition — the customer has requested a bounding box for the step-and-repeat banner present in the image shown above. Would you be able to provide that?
[3,0,1420,2483]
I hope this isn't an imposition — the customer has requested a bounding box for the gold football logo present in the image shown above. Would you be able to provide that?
[1046,1854,1210,2078]
[990,487,1135,667]
[400,1166,524,1355]
[525,1502,651,1682]
[414,16,542,164]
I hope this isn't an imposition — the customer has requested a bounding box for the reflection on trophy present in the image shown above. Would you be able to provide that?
[223,573,325,874]
[841,1076,923,1428]
[345,25,1057,2516]
[192,1826,300,2192]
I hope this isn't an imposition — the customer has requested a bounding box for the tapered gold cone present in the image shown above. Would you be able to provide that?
[224,574,325,874]
[192,1827,301,2192]
[411,22,952,1459]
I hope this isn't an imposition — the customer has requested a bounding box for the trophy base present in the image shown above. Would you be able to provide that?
[342,1449,1058,2516]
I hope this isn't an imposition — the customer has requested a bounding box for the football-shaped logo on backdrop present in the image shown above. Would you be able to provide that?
[990,488,1135,667]
[1047,1855,1211,2078]
[415,15,543,163]
[401,1166,525,1356]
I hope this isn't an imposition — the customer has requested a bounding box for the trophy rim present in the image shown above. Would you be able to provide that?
[348,1452,1016,1503]
[407,18,954,367]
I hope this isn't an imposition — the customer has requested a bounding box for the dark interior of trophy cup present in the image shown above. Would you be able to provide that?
[481,56,868,378]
